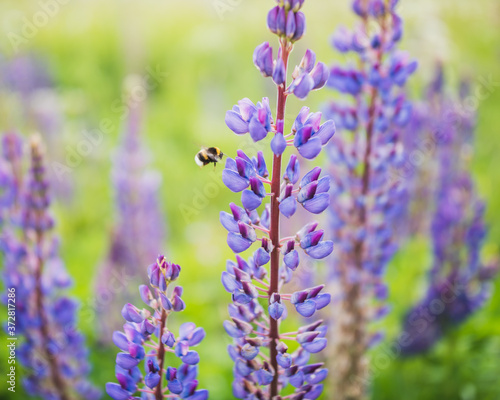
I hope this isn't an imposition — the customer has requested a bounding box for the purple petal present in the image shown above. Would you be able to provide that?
[300,167,322,186]
[254,247,271,266]
[222,169,249,192]
[299,49,316,73]
[179,322,196,340]
[316,120,336,145]
[316,176,330,193]
[305,241,334,259]
[294,125,313,148]
[256,368,275,385]
[238,221,257,241]
[279,196,297,218]
[145,372,161,388]
[292,73,314,99]
[293,11,306,41]
[139,285,152,305]
[112,332,129,351]
[308,369,328,384]
[236,156,256,179]
[310,62,329,90]
[105,383,130,400]
[305,384,324,399]
[273,57,286,86]
[235,358,253,377]
[186,390,209,400]
[295,299,317,318]
[271,133,287,156]
[302,338,327,353]
[162,331,176,347]
[312,293,331,310]
[284,249,299,270]
[188,328,206,346]
[181,350,200,365]
[277,7,286,35]
[302,193,330,214]
[225,157,237,171]
[298,181,318,203]
[284,154,300,184]
[286,10,296,39]
[241,190,263,211]
[238,98,257,121]
[116,353,140,369]
[168,380,183,394]
[269,301,285,320]
[289,370,305,388]
[172,295,185,312]
[221,271,240,293]
[298,137,322,159]
[267,6,279,33]
[160,293,172,310]
[225,110,249,134]
[249,116,268,142]
[220,211,239,233]
[121,304,143,323]
[241,344,259,360]
[227,232,253,253]
[277,353,292,368]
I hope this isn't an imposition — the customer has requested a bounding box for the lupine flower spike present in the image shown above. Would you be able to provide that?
[400,70,498,355]
[324,0,417,398]
[0,134,100,399]
[95,76,166,340]
[106,255,208,400]
[222,1,335,398]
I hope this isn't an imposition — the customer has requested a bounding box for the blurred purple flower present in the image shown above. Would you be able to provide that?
[0,134,100,400]
[95,100,166,341]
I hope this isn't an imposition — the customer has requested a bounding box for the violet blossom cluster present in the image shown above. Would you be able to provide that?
[221,1,335,399]
[106,255,208,400]
[324,0,416,397]
[0,133,100,400]
[95,89,165,340]
[399,70,498,355]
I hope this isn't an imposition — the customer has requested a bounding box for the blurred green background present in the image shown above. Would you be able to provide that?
[0,0,499,399]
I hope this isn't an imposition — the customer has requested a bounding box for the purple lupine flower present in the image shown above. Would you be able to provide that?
[106,255,208,400]
[95,96,166,341]
[221,2,334,399]
[0,135,100,400]
[324,1,416,398]
[399,71,498,356]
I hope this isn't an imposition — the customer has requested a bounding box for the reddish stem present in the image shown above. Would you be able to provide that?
[34,232,71,400]
[155,308,168,400]
[269,39,290,399]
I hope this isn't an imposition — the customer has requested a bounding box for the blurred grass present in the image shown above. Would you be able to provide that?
[0,0,499,399]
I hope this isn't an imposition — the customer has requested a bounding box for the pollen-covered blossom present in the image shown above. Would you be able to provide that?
[221,1,334,399]
[106,255,208,400]
[0,134,100,400]
[95,91,166,340]
[399,71,498,356]
[324,1,416,398]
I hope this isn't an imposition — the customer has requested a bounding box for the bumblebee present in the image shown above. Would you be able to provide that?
[195,147,224,167]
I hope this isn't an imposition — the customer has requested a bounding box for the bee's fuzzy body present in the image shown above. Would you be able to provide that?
[195,147,224,167]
